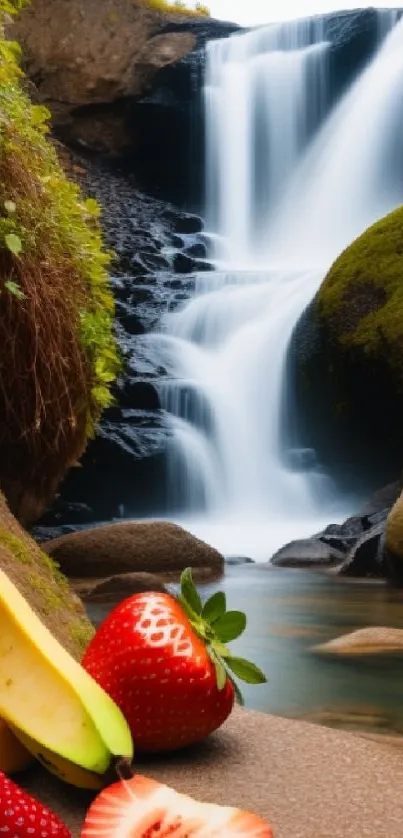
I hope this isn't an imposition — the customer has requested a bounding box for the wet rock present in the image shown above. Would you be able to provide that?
[362,481,401,517]
[173,252,197,274]
[184,242,207,259]
[270,538,345,568]
[339,521,385,578]
[162,208,203,234]
[119,380,160,410]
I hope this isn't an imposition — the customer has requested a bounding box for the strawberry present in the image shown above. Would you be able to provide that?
[81,774,273,837]
[0,771,71,838]
[82,568,266,753]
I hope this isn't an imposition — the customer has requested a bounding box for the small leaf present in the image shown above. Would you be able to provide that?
[213,611,247,643]
[4,279,26,300]
[208,648,227,691]
[4,200,16,214]
[226,656,267,685]
[202,591,226,624]
[180,567,202,616]
[4,233,22,256]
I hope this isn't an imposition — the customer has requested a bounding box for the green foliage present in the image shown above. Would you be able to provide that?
[318,206,403,383]
[0,5,120,439]
[145,0,210,16]
[178,567,267,704]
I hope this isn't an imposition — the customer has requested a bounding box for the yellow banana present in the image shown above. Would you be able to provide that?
[0,569,133,789]
[8,725,107,789]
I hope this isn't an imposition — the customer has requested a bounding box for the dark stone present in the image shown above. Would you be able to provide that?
[119,380,160,411]
[339,521,385,578]
[225,556,255,566]
[173,252,197,274]
[163,209,203,234]
[36,502,94,527]
[184,242,207,259]
[271,538,345,568]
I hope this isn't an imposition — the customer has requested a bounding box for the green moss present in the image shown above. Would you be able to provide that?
[26,570,64,612]
[0,0,120,444]
[0,525,67,610]
[318,205,403,387]
[0,527,32,563]
[69,618,95,649]
[145,0,210,15]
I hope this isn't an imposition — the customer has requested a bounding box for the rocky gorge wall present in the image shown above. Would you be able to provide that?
[9,2,402,535]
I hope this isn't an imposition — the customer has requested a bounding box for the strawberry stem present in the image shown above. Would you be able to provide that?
[115,757,135,781]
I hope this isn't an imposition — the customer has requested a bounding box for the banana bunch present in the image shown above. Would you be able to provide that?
[0,569,133,789]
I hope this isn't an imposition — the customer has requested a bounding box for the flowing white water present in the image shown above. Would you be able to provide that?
[147,11,403,561]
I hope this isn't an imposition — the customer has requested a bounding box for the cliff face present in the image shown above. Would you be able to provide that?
[10,0,237,161]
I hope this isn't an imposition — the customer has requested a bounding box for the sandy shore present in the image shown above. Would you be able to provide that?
[21,706,403,837]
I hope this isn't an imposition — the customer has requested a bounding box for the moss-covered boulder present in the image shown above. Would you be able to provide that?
[0,2,119,524]
[290,206,403,490]
[0,491,94,658]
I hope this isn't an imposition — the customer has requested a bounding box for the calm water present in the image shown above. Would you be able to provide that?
[89,565,403,736]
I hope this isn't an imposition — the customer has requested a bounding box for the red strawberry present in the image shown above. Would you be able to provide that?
[0,771,71,838]
[82,568,266,753]
[81,774,273,837]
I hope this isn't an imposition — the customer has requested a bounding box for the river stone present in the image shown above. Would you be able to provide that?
[270,538,345,568]
[42,521,224,579]
[313,626,403,656]
[72,571,167,603]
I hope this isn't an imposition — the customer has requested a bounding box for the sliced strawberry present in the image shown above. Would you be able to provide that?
[83,568,266,753]
[0,771,71,838]
[81,774,273,837]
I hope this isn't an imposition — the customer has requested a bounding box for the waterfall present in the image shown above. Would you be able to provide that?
[147,11,403,561]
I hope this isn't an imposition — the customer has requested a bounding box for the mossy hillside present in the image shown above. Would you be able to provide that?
[0,490,94,659]
[0,0,120,522]
[317,206,403,381]
[145,0,210,15]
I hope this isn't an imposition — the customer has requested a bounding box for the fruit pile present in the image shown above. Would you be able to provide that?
[0,566,272,836]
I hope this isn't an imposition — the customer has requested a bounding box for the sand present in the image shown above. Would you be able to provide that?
[21,707,403,837]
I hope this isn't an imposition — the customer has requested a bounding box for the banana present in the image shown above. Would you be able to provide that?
[8,725,107,789]
[0,717,34,774]
[0,569,133,788]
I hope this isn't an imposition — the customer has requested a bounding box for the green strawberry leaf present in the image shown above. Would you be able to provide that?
[213,610,247,643]
[202,590,226,624]
[226,656,267,685]
[208,647,227,691]
[180,567,202,616]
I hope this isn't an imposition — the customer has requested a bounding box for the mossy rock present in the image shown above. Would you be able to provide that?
[290,206,403,489]
[0,490,94,658]
[0,3,119,524]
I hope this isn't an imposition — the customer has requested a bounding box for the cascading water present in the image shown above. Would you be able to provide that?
[147,11,403,561]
